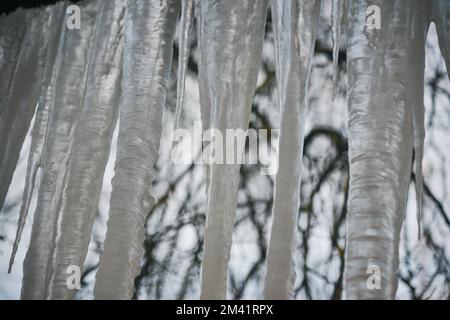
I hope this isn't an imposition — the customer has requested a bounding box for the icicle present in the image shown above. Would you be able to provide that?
[21,0,100,299]
[344,0,430,299]
[0,8,49,213]
[94,0,180,300]
[8,3,66,274]
[331,0,345,99]
[412,101,424,240]
[45,0,125,300]
[429,0,450,237]
[410,10,429,240]
[264,0,321,300]
[198,0,268,299]
[0,10,27,204]
[174,0,195,128]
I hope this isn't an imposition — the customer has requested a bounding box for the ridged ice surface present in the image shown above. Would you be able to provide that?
[46,0,125,300]
[197,0,269,299]
[0,8,50,213]
[21,0,100,299]
[94,0,179,299]
[9,2,66,274]
[264,0,321,300]
[344,0,430,299]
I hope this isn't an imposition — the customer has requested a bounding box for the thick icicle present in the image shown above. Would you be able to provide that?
[174,0,195,128]
[264,0,321,299]
[0,8,50,213]
[94,0,179,300]
[331,0,345,98]
[198,0,268,299]
[46,0,125,300]
[344,0,430,299]
[22,0,100,299]
[8,3,66,274]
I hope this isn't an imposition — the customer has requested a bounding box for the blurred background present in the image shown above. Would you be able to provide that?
[1,0,449,299]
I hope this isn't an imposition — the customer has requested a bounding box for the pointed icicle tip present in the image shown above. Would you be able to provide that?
[415,158,424,240]
[174,0,195,129]
[331,0,345,102]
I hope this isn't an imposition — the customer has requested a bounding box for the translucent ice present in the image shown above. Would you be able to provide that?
[21,0,100,299]
[197,0,269,299]
[9,2,66,274]
[0,8,50,213]
[344,0,431,299]
[46,0,125,299]
[94,0,179,299]
[174,0,195,128]
[264,0,321,299]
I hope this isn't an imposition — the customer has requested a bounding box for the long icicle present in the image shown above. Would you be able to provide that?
[411,0,432,239]
[174,0,195,129]
[46,0,125,300]
[344,0,430,299]
[0,7,50,213]
[22,0,100,299]
[8,2,66,274]
[331,0,345,99]
[198,0,268,299]
[94,0,180,300]
[430,0,450,236]
[264,0,321,299]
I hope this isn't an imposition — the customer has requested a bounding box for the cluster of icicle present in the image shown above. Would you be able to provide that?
[0,0,449,300]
